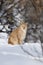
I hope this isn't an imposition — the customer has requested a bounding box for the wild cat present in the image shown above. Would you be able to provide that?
[8,22,28,45]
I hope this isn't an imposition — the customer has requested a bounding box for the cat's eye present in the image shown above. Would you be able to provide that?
[23,27,25,29]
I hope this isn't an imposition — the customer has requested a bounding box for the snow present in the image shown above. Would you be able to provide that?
[0,33,43,65]
[0,25,3,30]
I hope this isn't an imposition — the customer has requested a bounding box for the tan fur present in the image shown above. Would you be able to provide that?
[8,22,28,45]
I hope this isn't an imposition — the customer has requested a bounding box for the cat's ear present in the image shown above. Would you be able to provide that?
[20,21,24,25]
[25,22,28,25]
[20,21,28,26]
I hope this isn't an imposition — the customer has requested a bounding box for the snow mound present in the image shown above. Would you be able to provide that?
[0,33,43,65]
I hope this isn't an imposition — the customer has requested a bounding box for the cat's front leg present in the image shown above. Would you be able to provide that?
[18,39,22,44]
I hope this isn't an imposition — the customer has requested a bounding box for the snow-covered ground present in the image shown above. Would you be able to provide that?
[0,33,43,65]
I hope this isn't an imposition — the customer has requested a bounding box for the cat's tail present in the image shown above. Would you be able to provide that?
[8,37,11,44]
[8,37,14,45]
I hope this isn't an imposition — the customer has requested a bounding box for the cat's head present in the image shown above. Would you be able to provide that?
[20,22,28,31]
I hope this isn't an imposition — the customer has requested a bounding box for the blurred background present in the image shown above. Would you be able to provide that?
[0,0,43,43]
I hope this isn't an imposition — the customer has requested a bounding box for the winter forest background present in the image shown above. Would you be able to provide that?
[0,0,43,64]
[0,0,43,43]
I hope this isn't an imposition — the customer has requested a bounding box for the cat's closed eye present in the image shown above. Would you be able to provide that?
[23,26,25,29]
